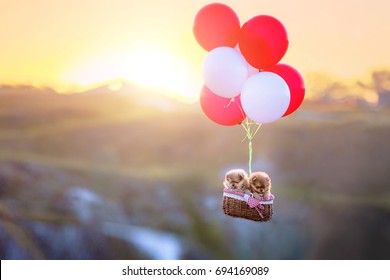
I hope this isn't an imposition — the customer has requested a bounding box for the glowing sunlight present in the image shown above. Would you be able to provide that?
[62,42,201,103]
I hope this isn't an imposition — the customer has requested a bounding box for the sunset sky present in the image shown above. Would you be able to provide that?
[1,0,390,102]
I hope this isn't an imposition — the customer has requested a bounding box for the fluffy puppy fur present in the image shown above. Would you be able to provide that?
[249,171,272,200]
[223,169,250,194]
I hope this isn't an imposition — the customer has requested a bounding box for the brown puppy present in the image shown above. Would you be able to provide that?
[223,169,250,194]
[249,171,272,200]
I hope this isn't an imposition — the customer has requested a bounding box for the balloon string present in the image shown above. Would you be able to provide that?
[252,123,262,138]
[241,119,262,175]
[248,125,253,175]
[238,101,246,120]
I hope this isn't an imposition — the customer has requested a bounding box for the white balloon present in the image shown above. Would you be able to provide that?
[202,47,248,98]
[241,72,290,123]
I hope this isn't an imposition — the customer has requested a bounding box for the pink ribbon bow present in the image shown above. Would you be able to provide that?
[247,197,265,218]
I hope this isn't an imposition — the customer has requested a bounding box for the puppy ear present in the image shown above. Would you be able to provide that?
[252,176,257,182]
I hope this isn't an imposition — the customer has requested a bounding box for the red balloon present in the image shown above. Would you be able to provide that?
[265,64,305,116]
[200,86,246,126]
[193,3,241,51]
[239,15,289,69]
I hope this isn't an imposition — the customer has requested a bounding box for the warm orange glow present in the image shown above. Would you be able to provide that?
[1,0,390,102]
[61,41,202,102]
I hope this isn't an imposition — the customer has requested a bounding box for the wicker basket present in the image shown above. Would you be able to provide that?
[222,189,274,222]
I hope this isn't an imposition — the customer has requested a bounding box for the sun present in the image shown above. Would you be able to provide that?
[62,42,201,103]
[124,43,201,102]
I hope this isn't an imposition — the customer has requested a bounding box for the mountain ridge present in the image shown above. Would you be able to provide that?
[0,80,195,113]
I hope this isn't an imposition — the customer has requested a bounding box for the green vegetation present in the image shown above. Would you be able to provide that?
[0,86,389,259]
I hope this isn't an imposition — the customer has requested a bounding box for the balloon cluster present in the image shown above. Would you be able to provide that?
[194,3,305,126]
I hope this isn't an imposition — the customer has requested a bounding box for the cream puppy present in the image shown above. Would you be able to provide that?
[223,169,250,194]
[248,171,272,200]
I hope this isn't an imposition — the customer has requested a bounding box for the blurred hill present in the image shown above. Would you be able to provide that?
[0,81,389,259]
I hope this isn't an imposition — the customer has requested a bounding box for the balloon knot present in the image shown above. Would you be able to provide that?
[224,97,235,108]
